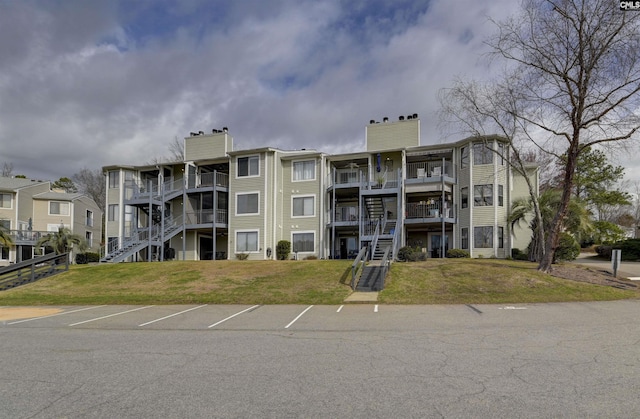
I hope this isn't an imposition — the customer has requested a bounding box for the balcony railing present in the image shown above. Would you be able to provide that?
[406,202,454,219]
[406,160,453,180]
[185,209,228,225]
[5,230,49,244]
[334,206,359,222]
[198,172,229,188]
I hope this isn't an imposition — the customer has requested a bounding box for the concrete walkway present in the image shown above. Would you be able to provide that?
[344,291,379,303]
[572,253,640,280]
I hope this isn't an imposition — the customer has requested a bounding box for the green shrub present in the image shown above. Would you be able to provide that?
[595,245,612,259]
[304,255,318,260]
[235,253,249,260]
[397,246,426,262]
[511,248,529,261]
[447,249,470,258]
[554,232,580,262]
[276,240,291,260]
[85,252,100,263]
[610,239,640,261]
[75,253,87,264]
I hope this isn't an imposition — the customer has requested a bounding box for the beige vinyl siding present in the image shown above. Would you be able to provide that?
[230,152,268,260]
[366,119,419,152]
[281,156,322,258]
[17,183,49,225]
[184,133,232,161]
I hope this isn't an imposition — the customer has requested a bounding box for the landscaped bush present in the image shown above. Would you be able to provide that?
[595,245,612,259]
[511,248,529,261]
[397,246,426,262]
[447,249,470,258]
[304,255,318,260]
[276,240,291,260]
[554,232,580,262]
[75,252,100,264]
[605,238,640,261]
[235,253,249,260]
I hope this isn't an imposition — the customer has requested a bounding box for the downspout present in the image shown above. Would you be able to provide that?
[160,171,165,262]
[332,166,336,259]
[147,179,152,262]
[441,157,445,258]
[182,168,186,260]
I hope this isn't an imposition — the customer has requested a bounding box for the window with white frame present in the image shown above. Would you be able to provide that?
[108,204,119,222]
[292,196,314,217]
[108,171,119,188]
[461,187,469,209]
[498,185,504,207]
[473,143,493,165]
[292,232,315,253]
[498,226,504,248]
[497,142,505,165]
[237,156,259,177]
[85,231,93,248]
[86,210,94,227]
[0,245,8,260]
[293,160,315,181]
[474,185,493,206]
[236,192,259,215]
[236,230,258,252]
[49,201,70,216]
[461,228,469,249]
[0,193,11,208]
[474,226,493,248]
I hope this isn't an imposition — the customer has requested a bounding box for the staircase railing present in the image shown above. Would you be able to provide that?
[370,220,380,260]
[351,246,368,290]
[378,245,392,290]
[391,222,401,261]
[0,253,69,291]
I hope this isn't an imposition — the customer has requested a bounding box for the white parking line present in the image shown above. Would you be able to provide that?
[285,305,313,329]
[336,305,344,313]
[139,305,208,327]
[8,305,107,325]
[69,306,155,326]
[374,304,379,313]
[208,305,260,328]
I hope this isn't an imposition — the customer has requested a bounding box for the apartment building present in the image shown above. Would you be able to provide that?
[0,177,103,266]
[102,116,537,263]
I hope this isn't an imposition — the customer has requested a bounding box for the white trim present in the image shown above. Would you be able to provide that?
[291,194,316,218]
[235,229,260,253]
[235,155,260,179]
[235,191,260,216]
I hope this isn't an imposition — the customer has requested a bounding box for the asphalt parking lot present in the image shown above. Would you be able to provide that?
[3,301,640,418]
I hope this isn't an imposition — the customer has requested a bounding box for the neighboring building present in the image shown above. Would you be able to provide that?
[0,177,103,266]
[102,116,538,263]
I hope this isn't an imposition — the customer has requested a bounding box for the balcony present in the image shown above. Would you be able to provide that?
[5,230,49,245]
[405,161,455,184]
[195,172,229,189]
[405,202,455,223]
[185,209,228,226]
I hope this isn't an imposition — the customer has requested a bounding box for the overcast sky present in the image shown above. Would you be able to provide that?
[1,0,638,184]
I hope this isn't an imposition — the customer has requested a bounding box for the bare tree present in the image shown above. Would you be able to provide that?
[2,162,13,177]
[72,168,105,212]
[444,0,640,272]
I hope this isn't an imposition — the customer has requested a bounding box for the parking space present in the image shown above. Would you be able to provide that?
[1,303,534,331]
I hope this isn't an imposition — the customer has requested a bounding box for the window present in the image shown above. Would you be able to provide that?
[460,146,469,169]
[474,185,493,206]
[293,232,315,253]
[293,160,315,181]
[461,228,469,250]
[236,192,259,215]
[498,226,504,248]
[236,231,258,252]
[498,185,504,207]
[108,171,119,188]
[461,187,468,209]
[0,220,10,230]
[237,156,259,177]
[0,193,11,208]
[49,201,70,216]
[0,245,8,260]
[86,210,94,227]
[292,196,314,217]
[108,204,119,222]
[85,231,93,248]
[474,226,493,248]
[473,143,493,165]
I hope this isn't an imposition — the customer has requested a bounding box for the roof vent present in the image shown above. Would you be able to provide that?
[399,116,404,121]
[198,131,204,135]
[223,127,228,132]
[369,119,375,124]
[190,132,198,136]
[407,115,413,120]
[383,117,389,122]
[413,113,418,119]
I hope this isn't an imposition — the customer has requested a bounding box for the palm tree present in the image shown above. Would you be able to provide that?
[0,221,13,247]
[509,189,592,262]
[36,227,86,255]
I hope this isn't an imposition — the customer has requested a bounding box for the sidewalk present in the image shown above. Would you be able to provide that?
[572,253,640,280]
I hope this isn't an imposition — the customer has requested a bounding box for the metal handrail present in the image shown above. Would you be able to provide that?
[350,246,368,290]
[0,253,69,291]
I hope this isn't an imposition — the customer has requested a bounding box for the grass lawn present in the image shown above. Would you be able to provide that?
[0,259,636,305]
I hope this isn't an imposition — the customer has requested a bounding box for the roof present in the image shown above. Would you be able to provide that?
[0,177,49,192]
[33,192,85,201]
